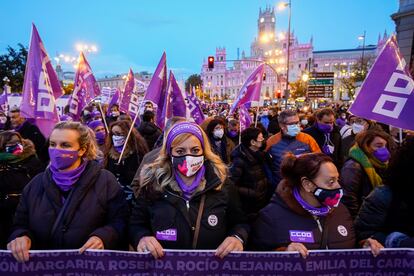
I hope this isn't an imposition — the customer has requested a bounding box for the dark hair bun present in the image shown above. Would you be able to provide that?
[281,152,297,179]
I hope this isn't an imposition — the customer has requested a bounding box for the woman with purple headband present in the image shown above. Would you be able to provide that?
[250,152,383,258]
[129,122,249,259]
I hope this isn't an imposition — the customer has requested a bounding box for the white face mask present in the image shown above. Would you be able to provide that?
[172,155,204,177]
[112,135,125,147]
[111,111,120,117]
[0,116,7,124]
[213,129,224,139]
[352,123,365,134]
[301,119,308,126]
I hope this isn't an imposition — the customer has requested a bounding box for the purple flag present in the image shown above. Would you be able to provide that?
[0,85,9,113]
[68,52,100,120]
[143,52,167,127]
[20,24,63,136]
[230,64,265,115]
[239,105,252,131]
[160,71,187,129]
[119,68,140,117]
[185,87,205,125]
[349,36,414,131]
[106,88,120,116]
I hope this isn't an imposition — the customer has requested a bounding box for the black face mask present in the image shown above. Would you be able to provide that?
[310,180,343,208]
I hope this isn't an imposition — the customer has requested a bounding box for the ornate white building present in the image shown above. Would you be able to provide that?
[201,6,389,101]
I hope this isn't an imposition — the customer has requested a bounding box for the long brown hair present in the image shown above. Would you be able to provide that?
[104,120,149,163]
[0,131,22,151]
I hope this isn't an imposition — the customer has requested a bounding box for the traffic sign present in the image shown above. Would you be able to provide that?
[307,92,334,98]
[307,85,334,92]
[310,72,334,78]
[308,79,334,85]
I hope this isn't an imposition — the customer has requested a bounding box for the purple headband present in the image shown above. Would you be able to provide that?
[166,122,204,153]
[88,119,104,130]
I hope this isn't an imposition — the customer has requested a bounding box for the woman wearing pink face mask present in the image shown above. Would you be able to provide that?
[250,153,383,258]
[0,131,44,249]
[130,122,249,259]
[7,122,129,262]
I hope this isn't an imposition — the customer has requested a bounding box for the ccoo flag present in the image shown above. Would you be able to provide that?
[119,68,140,118]
[349,36,414,131]
[185,88,205,125]
[20,24,63,136]
[229,64,265,115]
[68,52,100,120]
[143,52,167,128]
[239,104,252,131]
[160,71,187,129]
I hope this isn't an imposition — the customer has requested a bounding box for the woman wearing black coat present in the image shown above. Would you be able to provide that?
[229,127,271,221]
[250,153,382,257]
[104,120,149,202]
[7,121,129,262]
[130,122,249,259]
[0,131,45,248]
[355,137,414,248]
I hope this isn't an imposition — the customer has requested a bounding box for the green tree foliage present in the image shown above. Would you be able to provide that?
[0,44,28,92]
[185,74,203,93]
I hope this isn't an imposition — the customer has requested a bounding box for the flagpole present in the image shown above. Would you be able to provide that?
[117,113,139,164]
[399,128,403,145]
[239,113,242,145]
[254,105,259,127]
[97,102,109,133]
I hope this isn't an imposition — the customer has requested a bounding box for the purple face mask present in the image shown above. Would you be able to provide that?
[373,147,390,163]
[317,122,333,134]
[95,131,106,145]
[49,148,80,170]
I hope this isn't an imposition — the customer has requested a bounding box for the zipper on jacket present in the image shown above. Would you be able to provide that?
[186,200,190,211]
[315,217,323,233]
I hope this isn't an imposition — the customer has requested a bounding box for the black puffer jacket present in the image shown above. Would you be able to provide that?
[137,122,162,151]
[129,161,249,250]
[0,140,45,248]
[229,144,271,220]
[355,185,414,247]
[8,160,129,250]
[249,180,356,250]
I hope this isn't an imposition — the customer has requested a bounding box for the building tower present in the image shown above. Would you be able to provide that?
[251,5,277,58]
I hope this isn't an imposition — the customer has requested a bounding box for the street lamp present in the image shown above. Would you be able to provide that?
[358,31,366,73]
[277,0,291,109]
[75,43,98,53]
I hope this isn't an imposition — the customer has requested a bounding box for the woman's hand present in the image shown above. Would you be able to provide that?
[79,236,104,253]
[7,236,31,262]
[363,238,383,257]
[286,242,309,258]
[215,236,244,259]
[137,236,164,259]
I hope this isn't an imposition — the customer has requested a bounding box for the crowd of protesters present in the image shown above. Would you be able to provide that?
[0,100,413,263]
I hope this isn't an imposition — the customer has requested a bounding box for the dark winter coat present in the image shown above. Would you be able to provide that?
[129,161,250,250]
[8,160,129,250]
[340,158,383,219]
[229,144,270,220]
[137,122,162,151]
[267,115,280,135]
[303,124,342,168]
[355,185,414,247]
[0,140,45,248]
[208,136,235,165]
[249,180,356,250]
[15,120,48,163]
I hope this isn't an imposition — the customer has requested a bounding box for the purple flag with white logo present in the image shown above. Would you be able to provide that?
[68,52,100,120]
[143,52,167,128]
[106,88,120,116]
[0,85,9,113]
[160,71,186,129]
[230,64,265,115]
[119,68,139,117]
[185,87,205,125]
[239,104,252,131]
[20,24,63,136]
[350,36,414,131]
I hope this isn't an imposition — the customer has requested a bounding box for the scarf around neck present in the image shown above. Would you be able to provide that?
[49,161,87,192]
[293,187,330,217]
[348,145,386,188]
[173,165,206,200]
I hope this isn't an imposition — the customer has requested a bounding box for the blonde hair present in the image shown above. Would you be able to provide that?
[139,125,227,196]
[53,121,98,160]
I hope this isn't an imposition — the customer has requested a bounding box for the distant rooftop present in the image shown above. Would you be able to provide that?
[314,45,377,54]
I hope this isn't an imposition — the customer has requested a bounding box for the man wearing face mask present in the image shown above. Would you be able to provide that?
[265,110,320,189]
[250,153,383,258]
[206,119,235,164]
[340,118,370,163]
[304,108,342,168]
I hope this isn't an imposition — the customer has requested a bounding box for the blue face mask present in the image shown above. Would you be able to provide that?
[286,124,300,137]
